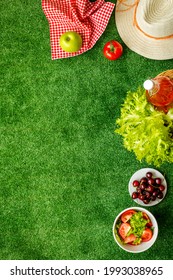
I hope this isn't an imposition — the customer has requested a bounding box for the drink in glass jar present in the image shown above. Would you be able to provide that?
[143,76,173,113]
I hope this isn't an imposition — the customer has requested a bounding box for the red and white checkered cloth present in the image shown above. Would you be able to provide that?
[42,0,115,59]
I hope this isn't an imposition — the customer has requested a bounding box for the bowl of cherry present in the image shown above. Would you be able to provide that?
[128,168,167,206]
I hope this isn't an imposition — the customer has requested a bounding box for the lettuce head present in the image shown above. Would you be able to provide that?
[115,87,173,166]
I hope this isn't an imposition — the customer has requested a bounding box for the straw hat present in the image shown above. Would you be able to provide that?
[115,0,173,60]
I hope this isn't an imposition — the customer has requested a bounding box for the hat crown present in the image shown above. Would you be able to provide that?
[136,0,173,37]
[115,0,173,59]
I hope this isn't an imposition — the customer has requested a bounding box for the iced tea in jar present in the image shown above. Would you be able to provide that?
[143,76,173,113]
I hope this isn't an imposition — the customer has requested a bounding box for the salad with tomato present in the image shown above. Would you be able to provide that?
[114,210,153,245]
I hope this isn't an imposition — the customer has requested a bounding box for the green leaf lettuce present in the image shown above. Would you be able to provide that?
[115,87,173,166]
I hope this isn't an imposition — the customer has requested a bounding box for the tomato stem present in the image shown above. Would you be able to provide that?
[110,42,115,52]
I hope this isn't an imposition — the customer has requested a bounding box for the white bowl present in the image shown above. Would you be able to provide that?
[113,207,158,253]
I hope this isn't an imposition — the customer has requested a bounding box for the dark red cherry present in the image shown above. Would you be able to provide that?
[146,172,153,178]
[132,192,138,199]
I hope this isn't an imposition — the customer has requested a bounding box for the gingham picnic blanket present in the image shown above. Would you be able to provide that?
[42,0,115,59]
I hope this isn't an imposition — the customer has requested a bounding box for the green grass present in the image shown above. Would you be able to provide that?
[0,0,173,260]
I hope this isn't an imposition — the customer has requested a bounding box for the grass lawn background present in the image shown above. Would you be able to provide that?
[1,0,173,260]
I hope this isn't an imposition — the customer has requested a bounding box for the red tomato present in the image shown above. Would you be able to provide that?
[141,228,153,242]
[120,210,137,223]
[103,40,123,60]
[142,212,153,227]
[124,234,136,244]
[118,222,131,239]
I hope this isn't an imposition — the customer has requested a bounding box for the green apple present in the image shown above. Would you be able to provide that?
[59,31,82,53]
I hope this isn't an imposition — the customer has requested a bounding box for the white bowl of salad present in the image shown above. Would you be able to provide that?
[113,207,158,253]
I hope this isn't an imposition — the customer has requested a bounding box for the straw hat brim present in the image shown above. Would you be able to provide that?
[115,2,173,60]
